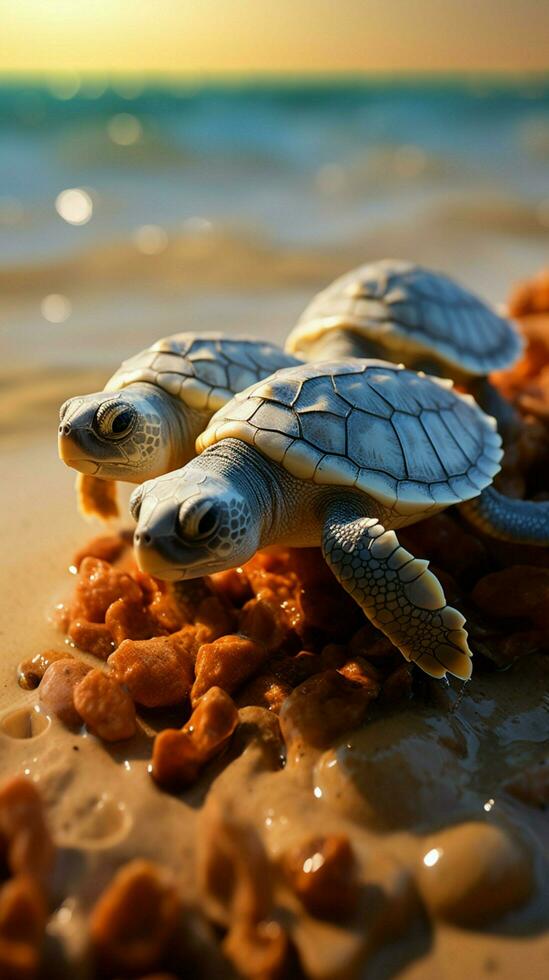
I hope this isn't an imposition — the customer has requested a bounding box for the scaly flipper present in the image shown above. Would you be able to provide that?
[460,485,549,546]
[75,473,120,521]
[322,503,472,680]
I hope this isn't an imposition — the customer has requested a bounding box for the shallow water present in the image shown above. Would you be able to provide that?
[1,78,548,446]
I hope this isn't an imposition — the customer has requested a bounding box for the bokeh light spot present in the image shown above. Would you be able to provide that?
[41,294,72,323]
[107,113,143,146]
[113,78,145,100]
[48,74,81,101]
[55,188,93,226]
[133,224,168,255]
[423,847,442,867]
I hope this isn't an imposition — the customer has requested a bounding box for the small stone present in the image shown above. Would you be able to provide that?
[417,821,534,926]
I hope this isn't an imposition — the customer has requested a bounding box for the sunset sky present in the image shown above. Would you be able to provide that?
[0,0,548,75]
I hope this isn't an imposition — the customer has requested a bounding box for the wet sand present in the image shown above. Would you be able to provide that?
[0,434,547,978]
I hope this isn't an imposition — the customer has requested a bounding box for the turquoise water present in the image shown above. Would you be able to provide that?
[0,77,548,429]
[1,78,548,257]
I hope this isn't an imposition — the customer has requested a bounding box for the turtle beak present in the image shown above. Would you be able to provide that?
[58,397,98,472]
[58,425,100,474]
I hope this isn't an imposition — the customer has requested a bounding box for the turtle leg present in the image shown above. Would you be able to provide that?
[321,502,472,679]
[75,473,120,521]
[468,377,521,444]
[460,485,549,546]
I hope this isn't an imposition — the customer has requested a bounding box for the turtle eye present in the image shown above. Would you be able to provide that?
[94,401,136,441]
[178,499,219,541]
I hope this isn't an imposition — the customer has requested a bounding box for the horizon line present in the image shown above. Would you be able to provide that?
[0,68,548,82]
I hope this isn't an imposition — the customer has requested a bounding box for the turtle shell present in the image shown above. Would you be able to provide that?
[286,260,523,376]
[105,333,299,412]
[197,360,503,516]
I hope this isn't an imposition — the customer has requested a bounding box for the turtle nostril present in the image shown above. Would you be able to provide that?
[135,530,152,547]
[59,422,71,436]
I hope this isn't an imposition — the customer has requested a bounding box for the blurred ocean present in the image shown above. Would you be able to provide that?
[0,77,548,441]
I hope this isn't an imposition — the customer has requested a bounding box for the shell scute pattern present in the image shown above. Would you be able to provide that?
[420,410,472,471]
[374,266,522,367]
[253,429,294,463]
[347,413,406,477]
[392,412,447,483]
[228,364,257,391]
[151,335,194,356]
[106,332,298,409]
[151,352,195,376]
[301,411,346,455]
[245,377,302,407]
[367,370,425,415]
[294,381,350,417]
[223,397,264,423]
[333,372,393,417]
[313,454,359,486]
[290,261,522,374]
[198,360,503,511]
[249,401,300,437]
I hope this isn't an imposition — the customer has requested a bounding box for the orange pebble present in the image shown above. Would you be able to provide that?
[210,567,252,606]
[90,859,180,976]
[235,673,292,714]
[282,834,359,920]
[105,598,155,645]
[338,656,382,695]
[0,876,48,980]
[194,596,237,644]
[71,557,142,624]
[108,628,197,707]
[0,777,54,882]
[147,592,186,635]
[72,534,127,570]
[508,268,549,317]
[17,649,73,691]
[152,687,238,790]
[73,669,136,742]
[239,597,288,652]
[68,619,114,660]
[191,635,268,704]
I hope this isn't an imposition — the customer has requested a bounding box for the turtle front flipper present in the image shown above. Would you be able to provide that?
[322,502,472,680]
[76,474,120,521]
[460,485,549,546]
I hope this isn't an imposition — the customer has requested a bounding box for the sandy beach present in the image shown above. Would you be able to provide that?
[0,79,548,978]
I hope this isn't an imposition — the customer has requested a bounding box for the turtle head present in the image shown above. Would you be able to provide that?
[131,459,258,581]
[58,383,192,483]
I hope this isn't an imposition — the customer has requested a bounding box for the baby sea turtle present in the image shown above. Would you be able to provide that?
[58,333,299,510]
[130,359,506,680]
[285,259,523,435]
